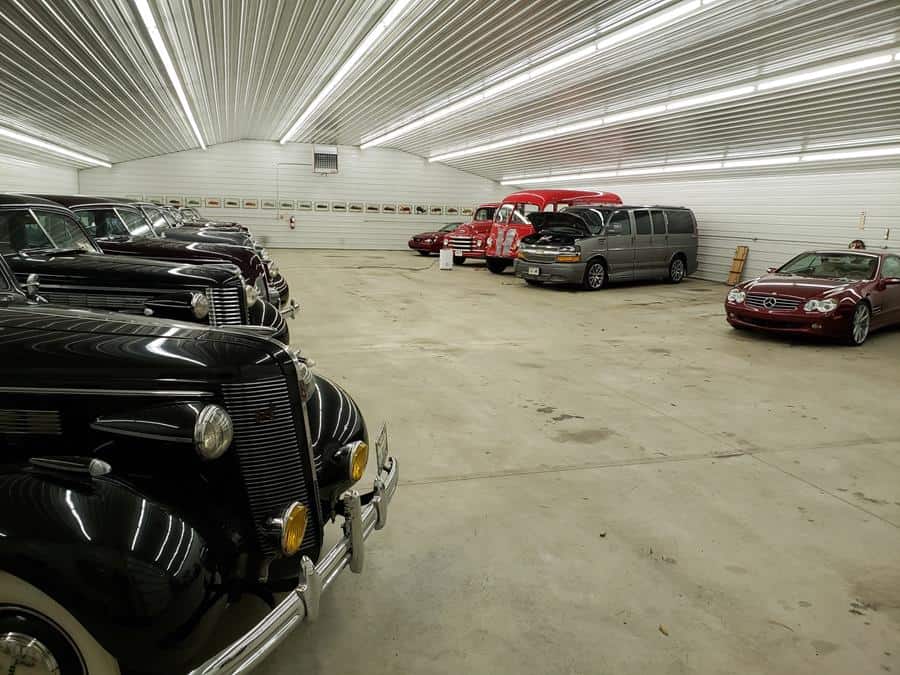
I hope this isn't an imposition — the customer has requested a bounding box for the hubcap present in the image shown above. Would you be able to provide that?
[588,264,605,288]
[672,260,685,281]
[853,305,870,344]
[0,632,60,674]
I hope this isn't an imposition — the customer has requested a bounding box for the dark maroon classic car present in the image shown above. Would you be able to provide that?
[725,250,900,345]
[408,222,462,255]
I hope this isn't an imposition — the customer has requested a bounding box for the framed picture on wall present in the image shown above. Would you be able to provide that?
[429,205,443,216]
[280,199,296,210]
[382,204,397,214]
[224,198,240,208]
[314,201,330,212]
[166,196,184,207]
[205,197,222,208]
[261,199,277,210]
[242,198,258,209]
[398,204,411,215]
[366,203,380,213]
[348,202,363,213]
[185,196,202,207]
[144,195,163,205]
[296,200,312,211]
[460,206,474,217]
[414,204,427,215]
[446,206,459,216]
[125,194,143,201]
[332,201,347,212]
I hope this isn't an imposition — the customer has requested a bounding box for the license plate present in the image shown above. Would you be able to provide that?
[528,266,540,276]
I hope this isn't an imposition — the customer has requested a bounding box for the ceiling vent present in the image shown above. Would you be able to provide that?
[313,145,338,174]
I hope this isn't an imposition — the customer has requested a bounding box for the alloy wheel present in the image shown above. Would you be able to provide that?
[586,263,606,290]
[850,303,870,345]
[670,258,685,283]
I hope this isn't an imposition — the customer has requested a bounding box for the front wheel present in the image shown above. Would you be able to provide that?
[0,571,120,674]
[847,302,871,346]
[453,255,466,265]
[486,257,509,274]
[524,279,543,286]
[668,257,686,283]
[582,260,607,290]
[417,250,430,256]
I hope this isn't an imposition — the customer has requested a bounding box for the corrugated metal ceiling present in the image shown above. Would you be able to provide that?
[0,0,896,179]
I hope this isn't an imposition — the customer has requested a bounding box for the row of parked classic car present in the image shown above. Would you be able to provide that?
[0,194,398,674]
[409,188,900,346]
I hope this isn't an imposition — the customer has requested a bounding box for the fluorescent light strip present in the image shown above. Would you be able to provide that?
[360,0,710,148]
[134,0,206,149]
[0,126,111,167]
[280,0,414,143]
[501,143,900,184]
[428,49,898,163]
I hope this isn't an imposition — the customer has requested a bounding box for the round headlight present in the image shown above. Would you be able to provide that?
[267,260,280,278]
[277,502,308,556]
[727,289,746,303]
[244,283,259,307]
[194,405,233,460]
[348,441,369,482]
[191,292,210,319]
[259,247,271,261]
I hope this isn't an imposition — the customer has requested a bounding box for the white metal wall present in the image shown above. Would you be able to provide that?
[553,167,900,282]
[79,141,504,249]
[0,154,78,194]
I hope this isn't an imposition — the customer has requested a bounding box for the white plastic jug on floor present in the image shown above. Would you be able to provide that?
[439,248,454,270]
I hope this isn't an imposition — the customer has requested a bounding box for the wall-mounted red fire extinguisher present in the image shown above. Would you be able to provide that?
[289,215,296,230]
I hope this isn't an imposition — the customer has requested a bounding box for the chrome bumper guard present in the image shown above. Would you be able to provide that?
[188,425,398,675]
[278,298,299,319]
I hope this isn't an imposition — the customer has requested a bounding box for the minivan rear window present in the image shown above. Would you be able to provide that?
[665,210,694,234]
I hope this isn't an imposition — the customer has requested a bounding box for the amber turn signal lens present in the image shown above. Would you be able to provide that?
[516,251,527,259]
[280,502,308,556]
[349,441,369,482]
[556,255,581,263]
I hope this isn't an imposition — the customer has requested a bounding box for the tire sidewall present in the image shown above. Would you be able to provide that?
[669,257,685,283]
[848,302,871,346]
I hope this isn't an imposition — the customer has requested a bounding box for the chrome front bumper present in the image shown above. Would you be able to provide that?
[278,298,300,318]
[188,426,399,675]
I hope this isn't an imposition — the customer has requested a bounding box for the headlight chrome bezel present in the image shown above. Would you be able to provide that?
[803,298,838,313]
[191,292,210,318]
[194,404,233,460]
[245,283,260,307]
[727,288,746,303]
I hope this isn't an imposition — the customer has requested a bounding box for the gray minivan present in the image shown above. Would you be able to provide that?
[513,204,698,290]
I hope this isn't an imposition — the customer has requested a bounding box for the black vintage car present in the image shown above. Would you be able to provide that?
[178,205,248,231]
[0,195,288,342]
[0,252,398,674]
[35,195,293,312]
[132,201,292,312]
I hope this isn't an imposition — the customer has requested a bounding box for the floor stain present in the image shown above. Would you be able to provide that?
[811,640,839,656]
[555,428,613,444]
[647,347,672,355]
[552,413,584,422]
[853,491,889,505]
[725,565,749,575]
[536,406,556,414]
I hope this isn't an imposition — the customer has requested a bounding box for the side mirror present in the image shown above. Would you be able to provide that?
[766,267,777,273]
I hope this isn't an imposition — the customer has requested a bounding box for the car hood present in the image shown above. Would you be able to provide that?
[8,251,239,287]
[411,231,443,239]
[163,227,252,246]
[448,221,491,236]
[528,212,592,236]
[739,274,868,299]
[520,228,587,246]
[98,237,256,272]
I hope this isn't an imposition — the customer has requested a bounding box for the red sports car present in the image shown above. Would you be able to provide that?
[725,250,900,345]
[408,222,462,255]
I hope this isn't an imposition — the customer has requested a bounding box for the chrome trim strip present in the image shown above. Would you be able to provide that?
[89,423,194,443]
[188,451,398,675]
[0,387,214,397]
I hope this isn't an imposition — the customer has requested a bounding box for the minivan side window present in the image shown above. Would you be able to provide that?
[651,210,666,235]
[605,210,632,236]
[634,210,652,235]
[665,209,694,234]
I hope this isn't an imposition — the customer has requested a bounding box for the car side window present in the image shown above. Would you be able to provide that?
[78,209,128,238]
[666,209,694,234]
[605,210,632,236]
[651,210,666,235]
[117,209,152,237]
[883,256,900,278]
[494,204,514,224]
[634,210,652,235]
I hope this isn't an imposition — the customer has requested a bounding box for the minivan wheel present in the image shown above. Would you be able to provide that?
[668,257,686,283]
[486,257,508,274]
[583,260,607,290]
[847,302,871,346]
[524,279,543,286]
[0,571,120,675]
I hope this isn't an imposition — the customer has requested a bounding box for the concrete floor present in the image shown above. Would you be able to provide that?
[256,250,900,675]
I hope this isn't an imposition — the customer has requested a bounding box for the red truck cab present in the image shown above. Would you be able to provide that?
[484,189,623,273]
[441,203,499,263]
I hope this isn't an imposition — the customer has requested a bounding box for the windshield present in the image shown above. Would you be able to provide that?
[439,222,461,232]
[473,206,495,221]
[142,206,170,233]
[778,252,878,281]
[75,208,129,239]
[0,208,98,255]
[118,208,154,237]
[181,207,201,221]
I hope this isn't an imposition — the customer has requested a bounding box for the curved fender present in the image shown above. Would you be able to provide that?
[0,468,225,672]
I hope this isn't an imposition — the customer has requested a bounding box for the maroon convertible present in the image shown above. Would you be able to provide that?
[725,250,900,346]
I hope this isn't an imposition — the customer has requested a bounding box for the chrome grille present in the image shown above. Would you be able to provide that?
[518,248,558,263]
[448,236,474,250]
[40,290,150,312]
[208,286,244,326]
[222,377,321,557]
[0,409,61,435]
[746,294,802,311]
